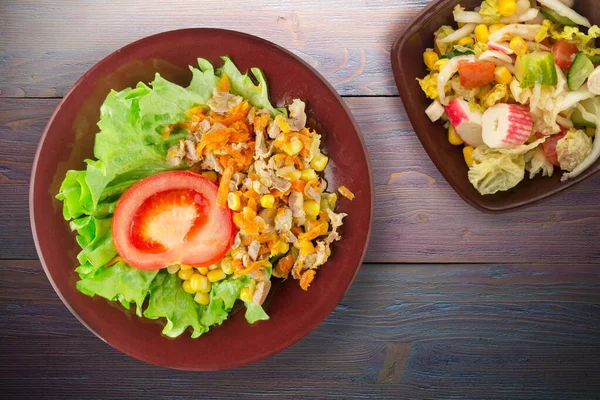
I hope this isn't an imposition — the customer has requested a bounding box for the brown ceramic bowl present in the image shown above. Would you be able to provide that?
[392,0,600,213]
[30,29,373,370]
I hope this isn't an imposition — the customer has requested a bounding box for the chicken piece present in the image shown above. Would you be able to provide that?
[288,190,306,225]
[254,130,269,159]
[184,139,200,166]
[280,229,299,246]
[207,90,243,114]
[232,232,242,250]
[304,184,321,203]
[287,99,307,131]
[253,280,271,306]
[248,240,261,261]
[267,119,280,139]
[166,140,185,166]
[275,208,293,231]
[252,180,270,194]
[228,172,246,192]
[250,268,269,281]
[199,152,223,174]
[247,107,256,124]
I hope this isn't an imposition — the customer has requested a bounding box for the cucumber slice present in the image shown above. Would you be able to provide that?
[515,52,558,88]
[589,54,600,64]
[571,97,600,128]
[567,52,595,90]
[539,7,577,26]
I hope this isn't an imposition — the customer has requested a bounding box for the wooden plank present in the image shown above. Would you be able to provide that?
[0,0,429,98]
[2,98,600,262]
[1,260,599,399]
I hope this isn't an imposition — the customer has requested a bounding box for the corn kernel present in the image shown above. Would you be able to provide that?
[489,24,506,34]
[498,0,517,17]
[182,280,195,294]
[299,240,315,255]
[463,146,475,167]
[220,257,234,274]
[457,37,474,47]
[271,240,290,256]
[283,138,303,156]
[201,170,218,182]
[277,166,302,181]
[310,154,329,171]
[198,277,212,293]
[448,125,464,145]
[178,268,194,280]
[208,263,219,270]
[303,200,321,218]
[275,114,290,133]
[227,192,241,211]
[240,287,253,302]
[301,168,318,181]
[196,266,209,275]
[423,50,439,70]
[207,268,226,282]
[509,36,528,56]
[167,265,180,274]
[474,24,489,43]
[260,194,275,209]
[189,273,208,292]
[180,264,193,270]
[494,66,513,85]
[194,292,210,305]
[586,127,596,137]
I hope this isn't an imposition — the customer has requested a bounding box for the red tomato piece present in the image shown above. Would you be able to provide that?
[112,171,234,270]
[458,60,496,89]
[551,40,579,69]
[538,130,567,167]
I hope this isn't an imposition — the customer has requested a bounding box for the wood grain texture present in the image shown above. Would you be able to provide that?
[0,0,431,98]
[1,260,599,399]
[2,98,600,263]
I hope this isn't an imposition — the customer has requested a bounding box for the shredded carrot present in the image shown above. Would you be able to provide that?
[290,179,306,193]
[258,245,270,256]
[298,220,328,242]
[217,73,230,92]
[235,259,271,276]
[300,270,316,291]
[273,253,295,279]
[217,167,234,208]
[105,255,122,267]
[218,101,250,126]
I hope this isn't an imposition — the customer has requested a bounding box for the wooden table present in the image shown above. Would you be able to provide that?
[1,1,600,398]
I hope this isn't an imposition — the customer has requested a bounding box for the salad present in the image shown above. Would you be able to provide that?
[418,0,600,195]
[56,57,353,338]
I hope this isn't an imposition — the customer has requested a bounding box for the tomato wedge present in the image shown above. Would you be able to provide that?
[112,171,234,270]
[551,40,579,70]
[538,130,567,167]
[458,60,495,89]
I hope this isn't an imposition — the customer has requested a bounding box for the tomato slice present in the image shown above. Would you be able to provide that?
[538,130,567,167]
[551,40,579,70]
[458,60,495,89]
[112,171,234,270]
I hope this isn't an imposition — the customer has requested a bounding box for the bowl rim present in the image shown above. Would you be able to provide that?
[29,27,374,370]
[391,0,600,214]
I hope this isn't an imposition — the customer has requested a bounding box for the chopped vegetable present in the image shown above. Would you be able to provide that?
[515,51,558,87]
[458,60,496,89]
[567,52,594,90]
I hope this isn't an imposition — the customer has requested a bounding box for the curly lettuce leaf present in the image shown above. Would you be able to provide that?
[479,0,501,22]
[69,216,117,273]
[77,261,158,316]
[200,275,250,326]
[550,25,600,53]
[468,146,525,195]
[220,56,287,117]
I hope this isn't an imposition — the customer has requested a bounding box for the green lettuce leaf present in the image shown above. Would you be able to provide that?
[69,216,117,274]
[220,56,287,117]
[144,272,208,338]
[200,275,250,326]
[244,301,270,324]
[77,261,158,316]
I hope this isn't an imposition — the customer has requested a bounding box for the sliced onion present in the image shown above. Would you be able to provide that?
[479,50,513,64]
[489,24,542,43]
[538,0,591,27]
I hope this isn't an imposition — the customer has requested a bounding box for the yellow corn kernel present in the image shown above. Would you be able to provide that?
[178,268,194,281]
[167,265,180,274]
[303,200,321,218]
[180,264,193,270]
[271,240,290,256]
[474,24,489,43]
[194,292,210,305]
[434,58,450,72]
[463,146,475,167]
[201,170,218,182]
[240,287,253,302]
[489,24,506,34]
[207,268,226,283]
[310,153,329,171]
[338,185,355,200]
[498,0,517,17]
[198,277,212,293]
[301,168,318,181]
[494,66,513,85]
[586,127,596,137]
[196,266,209,275]
[208,263,219,270]
[448,125,464,145]
[509,36,528,56]
[227,192,241,211]
[260,194,275,209]
[182,280,195,294]
[220,257,234,274]
[283,138,304,156]
[189,273,208,293]
[299,240,315,255]
[457,37,474,47]
[423,50,439,70]
[275,114,290,133]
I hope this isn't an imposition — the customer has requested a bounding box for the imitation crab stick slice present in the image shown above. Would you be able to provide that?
[482,104,533,148]
[445,98,484,146]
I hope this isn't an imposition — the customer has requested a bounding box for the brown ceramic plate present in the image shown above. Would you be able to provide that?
[30,29,373,370]
[392,0,600,213]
